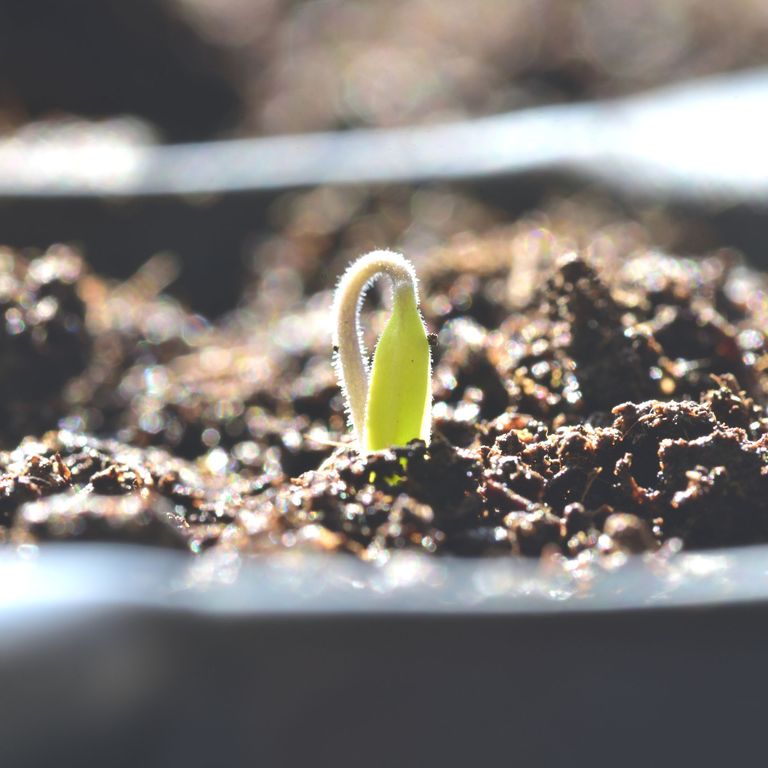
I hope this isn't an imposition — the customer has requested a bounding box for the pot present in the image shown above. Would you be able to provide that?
[0,544,766,767]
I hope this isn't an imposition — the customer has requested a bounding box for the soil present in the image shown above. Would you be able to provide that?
[1,213,767,565]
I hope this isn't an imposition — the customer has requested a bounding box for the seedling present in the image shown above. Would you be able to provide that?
[333,250,432,453]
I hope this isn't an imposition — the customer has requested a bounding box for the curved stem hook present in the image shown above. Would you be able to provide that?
[332,250,422,449]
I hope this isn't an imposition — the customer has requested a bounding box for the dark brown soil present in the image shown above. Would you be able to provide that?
[1,218,767,563]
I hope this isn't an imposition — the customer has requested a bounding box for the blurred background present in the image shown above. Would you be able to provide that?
[0,0,767,316]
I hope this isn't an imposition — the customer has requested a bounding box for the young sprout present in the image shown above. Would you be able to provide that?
[333,250,432,453]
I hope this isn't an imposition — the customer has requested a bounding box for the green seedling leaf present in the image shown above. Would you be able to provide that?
[332,250,432,454]
[364,283,431,452]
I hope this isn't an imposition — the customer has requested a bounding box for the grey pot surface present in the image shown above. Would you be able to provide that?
[1,544,767,767]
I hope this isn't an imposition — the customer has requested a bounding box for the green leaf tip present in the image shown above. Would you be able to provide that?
[332,250,432,454]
